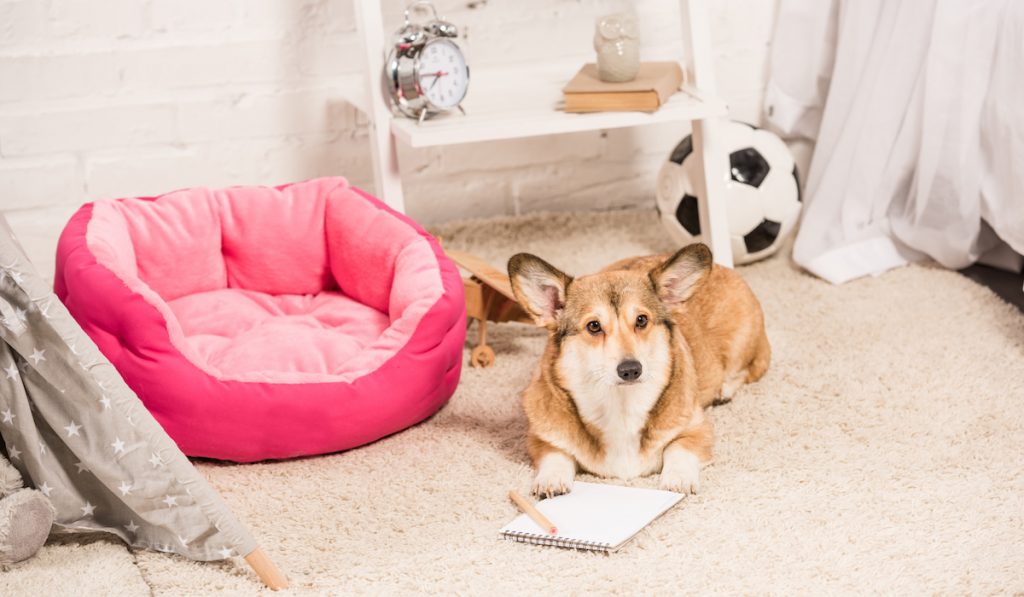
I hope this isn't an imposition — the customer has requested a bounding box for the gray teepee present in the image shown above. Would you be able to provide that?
[0,215,284,587]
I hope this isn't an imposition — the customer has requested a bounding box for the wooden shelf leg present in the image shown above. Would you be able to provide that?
[244,547,289,590]
[368,123,406,213]
[681,0,733,267]
[354,0,406,212]
[692,117,734,267]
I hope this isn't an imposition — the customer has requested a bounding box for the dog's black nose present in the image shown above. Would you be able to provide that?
[617,360,643,382]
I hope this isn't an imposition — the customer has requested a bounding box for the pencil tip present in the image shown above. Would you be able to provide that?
[550,527,557,534]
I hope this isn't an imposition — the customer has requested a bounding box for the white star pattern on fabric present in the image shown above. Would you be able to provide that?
[7,445,20,460]
[64,420,82,437]
[81,502,96,517]
[118,481,133,496]
[75,461,89,473]
[0,307,27,329]
[10,271,23,284]
[3,363,17,379]
[38,301,52,319]
[28,348,45,364]
[39,442,47,456]
[111,437,126,455]
[1,408,14,424]
[68,342,80,355]
[162,494,178,508]
[217,547,234,559]
[99,395,112,410]
[124,520,140,533]
[38,482,53,497]
[178,535,189,546]
[149,453,165,468]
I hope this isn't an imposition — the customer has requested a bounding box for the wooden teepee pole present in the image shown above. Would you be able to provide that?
[244,547,289,590]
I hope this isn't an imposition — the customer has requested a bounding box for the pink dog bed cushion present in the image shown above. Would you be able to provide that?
[55,178,465,461]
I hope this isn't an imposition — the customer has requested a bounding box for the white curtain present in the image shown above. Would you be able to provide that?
[766,0,1024,284]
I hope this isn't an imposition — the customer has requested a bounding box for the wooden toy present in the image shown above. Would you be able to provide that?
[446,250,531,367]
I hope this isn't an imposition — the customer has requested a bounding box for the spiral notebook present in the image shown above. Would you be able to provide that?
[500,482,683,553]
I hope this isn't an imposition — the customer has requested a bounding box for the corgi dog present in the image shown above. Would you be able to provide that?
[508,243,769,497]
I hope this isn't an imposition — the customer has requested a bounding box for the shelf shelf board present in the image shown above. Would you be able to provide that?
[340,62,727,149]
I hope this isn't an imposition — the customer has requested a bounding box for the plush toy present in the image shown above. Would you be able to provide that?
[0,453,53,566]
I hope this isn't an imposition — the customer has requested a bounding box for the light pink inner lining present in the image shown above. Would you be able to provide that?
[84,179,444,384]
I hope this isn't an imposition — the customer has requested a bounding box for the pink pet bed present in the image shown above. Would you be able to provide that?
[55,178,465,462]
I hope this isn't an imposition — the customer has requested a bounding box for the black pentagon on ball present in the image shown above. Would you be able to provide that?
[743,219,781,254]
[730,147,770,188]
[675,194,701,236]
[668,135,693,165]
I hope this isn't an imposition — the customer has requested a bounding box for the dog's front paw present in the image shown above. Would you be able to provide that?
[660,449,701,495]
[532,475,573,499]
[532,453,576,498]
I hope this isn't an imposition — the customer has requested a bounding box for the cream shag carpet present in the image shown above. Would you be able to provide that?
[3,209,1024,595]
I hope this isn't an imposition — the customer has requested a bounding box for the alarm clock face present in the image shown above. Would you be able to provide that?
[417,38,469,110]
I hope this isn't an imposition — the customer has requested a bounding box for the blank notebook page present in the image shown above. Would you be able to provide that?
[500,482,683,552]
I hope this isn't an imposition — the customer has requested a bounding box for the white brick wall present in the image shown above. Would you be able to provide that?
[0,0,778,226]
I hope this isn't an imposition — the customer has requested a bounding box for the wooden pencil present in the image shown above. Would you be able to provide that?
[508,490,558,535]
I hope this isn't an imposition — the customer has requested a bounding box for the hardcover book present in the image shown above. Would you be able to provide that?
[562,61,685,113]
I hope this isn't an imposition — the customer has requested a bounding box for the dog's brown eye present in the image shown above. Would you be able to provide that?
[636,314,648,329]
[586,321,602,335]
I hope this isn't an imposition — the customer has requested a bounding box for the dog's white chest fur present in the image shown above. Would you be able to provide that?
[572,381,664,478]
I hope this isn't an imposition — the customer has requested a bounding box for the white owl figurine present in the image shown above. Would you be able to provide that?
[593,12,640,82]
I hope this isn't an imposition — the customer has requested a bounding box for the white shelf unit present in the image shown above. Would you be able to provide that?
[350,0,735,267]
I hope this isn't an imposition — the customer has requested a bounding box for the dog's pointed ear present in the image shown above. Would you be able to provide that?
[508,253,572,327]
[650,243,712,304]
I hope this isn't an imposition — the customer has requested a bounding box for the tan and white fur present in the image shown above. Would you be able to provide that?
[508,243,770,497]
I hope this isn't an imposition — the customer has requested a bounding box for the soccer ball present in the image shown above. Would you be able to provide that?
[655,121,802,264]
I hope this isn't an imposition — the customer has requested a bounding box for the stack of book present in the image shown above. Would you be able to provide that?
[562,61,685,113]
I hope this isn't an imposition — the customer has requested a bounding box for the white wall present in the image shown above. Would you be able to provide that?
[0,0,777,226]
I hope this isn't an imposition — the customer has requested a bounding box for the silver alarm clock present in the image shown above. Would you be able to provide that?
[382,1,470,123]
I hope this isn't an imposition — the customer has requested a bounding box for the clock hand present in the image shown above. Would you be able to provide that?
[426,71,449,90]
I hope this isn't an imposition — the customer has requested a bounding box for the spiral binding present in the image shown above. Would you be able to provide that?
[500,530,613,553]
